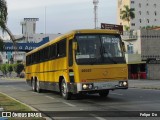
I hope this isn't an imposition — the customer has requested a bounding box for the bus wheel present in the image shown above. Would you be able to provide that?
[61,79,72,100]
[32,79,36,92]
[99,90,109,97]
[36,80,41,93]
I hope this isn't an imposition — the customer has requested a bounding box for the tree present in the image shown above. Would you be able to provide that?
[0,0,16,42]
[0,38,4,51]
[120,5,135,31]
[7,64,13,76]
[0,0,25,54]
[1,64,7,76]
[13,63,24,77]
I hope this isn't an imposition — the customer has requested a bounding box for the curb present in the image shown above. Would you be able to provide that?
[129,86,160,90]
[0,92,37,111]
[0,92,53,120]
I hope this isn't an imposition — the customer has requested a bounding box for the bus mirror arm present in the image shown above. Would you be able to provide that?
[73,42,78,50]
[122,42,126,52]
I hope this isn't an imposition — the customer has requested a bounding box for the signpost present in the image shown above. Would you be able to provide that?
[101,23,123,35]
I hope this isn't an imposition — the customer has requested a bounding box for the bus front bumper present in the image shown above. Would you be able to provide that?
[68,81,128,94]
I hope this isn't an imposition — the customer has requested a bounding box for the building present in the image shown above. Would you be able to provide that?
[123,29,160,80]
[117,0,160,31]
[0,18,61,63]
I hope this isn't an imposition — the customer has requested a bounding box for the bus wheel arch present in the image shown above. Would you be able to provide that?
[59,76,72,100]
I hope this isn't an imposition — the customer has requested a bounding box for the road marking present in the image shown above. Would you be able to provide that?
[110,93,123,96]
[62,101,76,107]
[90,114,106,120]
[45,96,55,100]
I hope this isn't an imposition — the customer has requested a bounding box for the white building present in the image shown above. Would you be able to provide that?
[0,18,61,64]
[117,0,160,31]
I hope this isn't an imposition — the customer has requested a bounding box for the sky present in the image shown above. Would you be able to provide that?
[7,0,117,35]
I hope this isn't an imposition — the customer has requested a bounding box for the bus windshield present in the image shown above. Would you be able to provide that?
[75,34,126,65]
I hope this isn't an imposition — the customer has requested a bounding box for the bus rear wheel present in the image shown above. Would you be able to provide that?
[32,79,36,92]
[99,90,109,97]
[36,80,41,93]
[61,79,72,100]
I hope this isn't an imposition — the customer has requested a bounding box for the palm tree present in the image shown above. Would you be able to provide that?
[0,0,16,42]
[120,5,135,30]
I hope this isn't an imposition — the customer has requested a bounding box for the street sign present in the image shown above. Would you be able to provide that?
[101,23,123,35]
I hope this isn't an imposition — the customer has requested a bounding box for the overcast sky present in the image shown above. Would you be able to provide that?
[7,0,117,35]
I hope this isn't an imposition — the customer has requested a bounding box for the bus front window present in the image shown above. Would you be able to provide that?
[101,35,123,58]
[75,34,125,65]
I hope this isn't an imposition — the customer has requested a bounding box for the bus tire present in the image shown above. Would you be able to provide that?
[61,79,72,100]
[99,90,109,97]
[36,80,41,93]
[32,79,36,92]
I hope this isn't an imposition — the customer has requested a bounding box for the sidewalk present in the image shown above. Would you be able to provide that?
[129,79,160,90]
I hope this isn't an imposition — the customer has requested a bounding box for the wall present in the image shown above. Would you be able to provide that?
[147,64,160,79]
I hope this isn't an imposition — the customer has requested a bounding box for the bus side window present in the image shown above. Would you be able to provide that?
[69,40,73,66]
[49,44,57,59]
[57,39,66,57]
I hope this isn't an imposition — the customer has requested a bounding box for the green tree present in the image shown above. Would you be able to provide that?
[0,0,16,42]
[7,64,13,76]
[0,0,25,54]
[13,63,24,77]
[0,38,4,51]
[120,5,135,31]
[1,64,7,76]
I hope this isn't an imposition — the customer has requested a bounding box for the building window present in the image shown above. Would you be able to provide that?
[147,11,149,15]
[139,11,141,15]
[147,19,149,23]
[131,23,135,26]
[146,3,149,6]
[131,1,134,4]
[139,3,141,8]
[154,4,156,8]
[131,8,135,11]
[155,11,157,16]
[127,44,134,54]
[139,19,142,23]
[154,19,157,22]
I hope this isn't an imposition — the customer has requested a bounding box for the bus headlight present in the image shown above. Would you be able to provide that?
[88,84,93,89]
[119,81,128,87]
[83,84,88,89]
[82,83,93,90]
[123,81,127,86]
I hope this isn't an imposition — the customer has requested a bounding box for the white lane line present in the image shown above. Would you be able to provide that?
[62,101,76,107]
[90,114,106,120]
[110,93,123,96]
[45,96,55,100]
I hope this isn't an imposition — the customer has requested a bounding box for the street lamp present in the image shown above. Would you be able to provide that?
[93,0,99,29]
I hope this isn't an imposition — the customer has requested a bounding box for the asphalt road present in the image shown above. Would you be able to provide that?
[0,79,160,120]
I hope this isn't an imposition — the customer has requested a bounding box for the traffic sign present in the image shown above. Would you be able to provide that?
[101,23,123,35]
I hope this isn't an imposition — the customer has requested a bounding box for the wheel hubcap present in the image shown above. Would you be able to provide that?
[62,81,66,96]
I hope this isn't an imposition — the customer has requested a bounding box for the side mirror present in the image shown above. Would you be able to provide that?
[122,42,126,52]
[73,42,77,50]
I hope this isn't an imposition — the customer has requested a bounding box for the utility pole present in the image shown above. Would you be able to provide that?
[93,0,99,29]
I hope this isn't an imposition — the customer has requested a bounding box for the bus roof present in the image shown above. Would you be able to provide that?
[26,29,120,56]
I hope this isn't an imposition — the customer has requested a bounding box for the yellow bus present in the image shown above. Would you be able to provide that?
[26,29,128,100]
